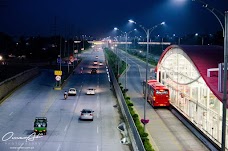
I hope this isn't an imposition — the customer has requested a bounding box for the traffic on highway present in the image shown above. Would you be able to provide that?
[0,47,131,151]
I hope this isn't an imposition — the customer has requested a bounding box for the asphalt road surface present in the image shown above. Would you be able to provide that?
[0,48,131,151]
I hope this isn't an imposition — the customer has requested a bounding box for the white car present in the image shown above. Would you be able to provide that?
[93,61,98,65]
[80,109,94,121]
[99,62,103,66]
[86,88,95,95]
[68,88,77,96]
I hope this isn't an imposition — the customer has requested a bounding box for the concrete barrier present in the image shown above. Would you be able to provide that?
[0,67,40,102]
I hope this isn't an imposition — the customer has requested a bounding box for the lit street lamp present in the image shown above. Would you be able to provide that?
[184,0,228,150]
[114,27,136,91]
[129,19,165,131]
[195,33,204,45]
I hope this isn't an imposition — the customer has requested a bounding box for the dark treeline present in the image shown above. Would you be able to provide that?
[0,32,91,62]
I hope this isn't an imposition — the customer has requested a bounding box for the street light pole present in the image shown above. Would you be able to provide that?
[222,11,228,151]
[191,1,227,150]
[114,27,136,91]
[125,32,128,91]
[82,35,85,50]
[60,36,62,71]
[59,36,62,86]
[129,19,165,131]
[144,29,149,132]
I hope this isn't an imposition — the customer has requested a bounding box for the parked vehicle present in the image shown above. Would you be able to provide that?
[142,80,170,107]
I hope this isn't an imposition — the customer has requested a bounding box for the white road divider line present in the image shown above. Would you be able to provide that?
[64,125,68,132]
[97,112,99,118]
[97,145,99,151]
[97,125,99,134]
[57,144,61,151]
[9,112,13,116]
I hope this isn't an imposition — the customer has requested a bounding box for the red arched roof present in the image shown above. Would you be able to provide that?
[156,45,227,107]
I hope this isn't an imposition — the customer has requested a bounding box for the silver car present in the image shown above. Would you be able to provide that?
[68,88,77,96]
[80,109,94,121]
[86,88,95,95]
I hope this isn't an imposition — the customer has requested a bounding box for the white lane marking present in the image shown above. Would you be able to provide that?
[64,125,68,132]
[9,112,13,116]
[97,145,99,151]
[97,112,99,118]
[97,125,99,134]
[57,144,61,151]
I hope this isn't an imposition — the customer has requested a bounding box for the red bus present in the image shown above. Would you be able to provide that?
[143,80,170,107]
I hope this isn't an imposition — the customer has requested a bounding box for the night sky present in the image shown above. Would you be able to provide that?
[0,0,227,38]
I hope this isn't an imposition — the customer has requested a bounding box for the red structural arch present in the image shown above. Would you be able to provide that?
[155,45,227,108]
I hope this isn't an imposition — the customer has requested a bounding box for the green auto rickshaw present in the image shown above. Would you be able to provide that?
[34,117,47,135]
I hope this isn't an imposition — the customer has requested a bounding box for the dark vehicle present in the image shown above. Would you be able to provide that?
[34,117,47,135]
[91,68,97,74]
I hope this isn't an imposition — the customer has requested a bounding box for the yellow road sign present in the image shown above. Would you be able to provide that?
[54,70,62,76]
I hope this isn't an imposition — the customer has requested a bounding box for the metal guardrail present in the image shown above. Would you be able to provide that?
[108,66,145,151]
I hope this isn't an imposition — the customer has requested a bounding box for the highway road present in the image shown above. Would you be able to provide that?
[117,49,209,151]
[0,48,131,151]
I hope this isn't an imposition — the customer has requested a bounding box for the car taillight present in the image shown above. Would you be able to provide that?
[90,114,93,116]
[81,113,84,115]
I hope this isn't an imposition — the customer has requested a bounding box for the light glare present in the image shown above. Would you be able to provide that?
[128,19,135,24]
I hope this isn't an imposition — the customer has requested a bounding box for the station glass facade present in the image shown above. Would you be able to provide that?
[156,47,228,148]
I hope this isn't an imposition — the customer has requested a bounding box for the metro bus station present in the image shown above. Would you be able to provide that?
[155,45,228,149]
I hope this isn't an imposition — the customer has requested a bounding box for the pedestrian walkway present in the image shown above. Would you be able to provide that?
[119,51,209,151]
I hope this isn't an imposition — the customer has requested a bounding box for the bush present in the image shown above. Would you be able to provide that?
[144,139,154,151]
[127,102,134,106]
[120,85,123,91]
[141,136,149,142]
[105,47,154,151]
[126,99,134,106]
[125,96,130,100]
[132,114,138,119]
[141,132,149,137]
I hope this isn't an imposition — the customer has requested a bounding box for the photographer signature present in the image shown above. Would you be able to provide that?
[2,132,43,142]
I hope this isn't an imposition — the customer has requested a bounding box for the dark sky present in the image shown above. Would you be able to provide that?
[0,0,227,39]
